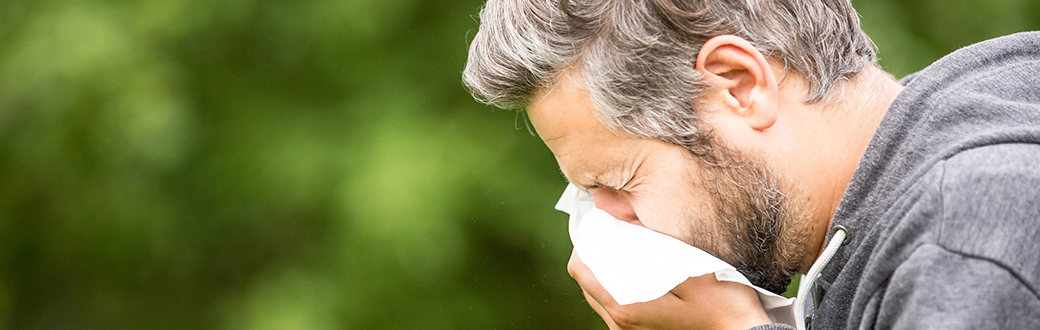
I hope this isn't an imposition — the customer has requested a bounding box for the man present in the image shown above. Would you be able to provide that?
[462,0,1040,329]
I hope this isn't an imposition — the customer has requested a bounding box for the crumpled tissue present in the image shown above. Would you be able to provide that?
[555,184,795,326]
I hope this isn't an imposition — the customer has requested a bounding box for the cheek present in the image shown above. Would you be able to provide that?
[626,192,690,239]
[629,181,717,243]
[623,140,720,241]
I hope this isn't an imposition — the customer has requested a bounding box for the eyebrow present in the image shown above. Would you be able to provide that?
[565,167,620,191]
[560,168,598,190]
[573,180,603,191]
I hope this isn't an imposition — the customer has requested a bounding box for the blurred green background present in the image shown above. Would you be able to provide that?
[0,0,1035,329]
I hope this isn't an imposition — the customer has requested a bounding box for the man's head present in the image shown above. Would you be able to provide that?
[462,0,888,294]
[527,68,814,293]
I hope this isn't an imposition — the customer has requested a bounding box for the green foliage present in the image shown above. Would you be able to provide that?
[0,0,1034,328]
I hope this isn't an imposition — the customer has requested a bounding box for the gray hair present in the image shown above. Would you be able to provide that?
[462,0,876,146]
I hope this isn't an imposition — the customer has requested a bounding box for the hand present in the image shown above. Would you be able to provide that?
[568,250,772,330]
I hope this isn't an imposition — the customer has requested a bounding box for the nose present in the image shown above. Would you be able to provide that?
[591,189,639,223]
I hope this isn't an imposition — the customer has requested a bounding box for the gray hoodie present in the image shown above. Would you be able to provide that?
[757,32,1040,330]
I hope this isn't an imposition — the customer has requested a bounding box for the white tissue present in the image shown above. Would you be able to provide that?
[555,184,795,326]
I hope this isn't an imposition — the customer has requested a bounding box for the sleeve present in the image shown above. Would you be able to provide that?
[873,244,1040,330]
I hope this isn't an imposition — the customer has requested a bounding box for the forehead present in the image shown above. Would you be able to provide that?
[527,72,607,140]
[526,72,633,182]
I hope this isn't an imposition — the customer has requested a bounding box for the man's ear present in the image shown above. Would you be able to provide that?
[696,35,779,131]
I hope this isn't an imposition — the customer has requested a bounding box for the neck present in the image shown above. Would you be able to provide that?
[793,65,905,272]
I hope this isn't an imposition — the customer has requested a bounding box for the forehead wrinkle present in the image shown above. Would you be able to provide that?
[541,133,566,144]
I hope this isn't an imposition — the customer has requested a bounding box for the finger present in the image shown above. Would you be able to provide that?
[569,252,626,328]
[670,274,773,329]
[567,250,620,310]
[668,273,721,301]
[670,274,760,309]
[583,289,621,330]
[569,251,685,328]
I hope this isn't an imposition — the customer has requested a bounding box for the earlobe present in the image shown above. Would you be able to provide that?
[695,35,779,131]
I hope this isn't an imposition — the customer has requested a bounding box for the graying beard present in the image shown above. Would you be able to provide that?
[688,139,808,295]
